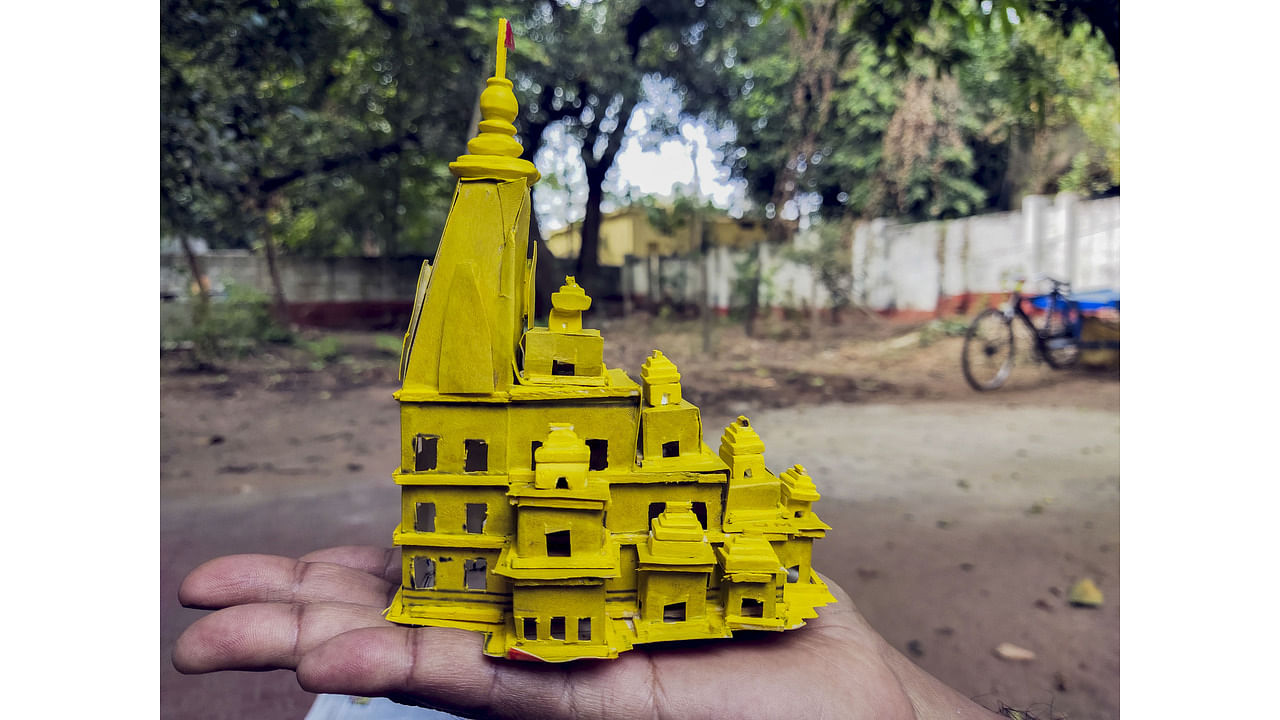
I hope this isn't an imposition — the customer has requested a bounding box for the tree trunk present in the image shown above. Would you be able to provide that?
[259,197,289,324]
[573,95,638,302]
[179,234,210,325]
[575,168,606,294]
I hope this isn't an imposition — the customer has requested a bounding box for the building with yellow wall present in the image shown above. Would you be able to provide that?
[384,20,833,661]
[545,206,768,266]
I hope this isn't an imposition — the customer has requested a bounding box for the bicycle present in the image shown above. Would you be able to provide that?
[961,274,1082,391]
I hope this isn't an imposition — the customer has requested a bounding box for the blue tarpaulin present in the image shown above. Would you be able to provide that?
[1029,289,1119,311]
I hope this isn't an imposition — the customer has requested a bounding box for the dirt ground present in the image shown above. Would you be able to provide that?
[160,313,1120,719]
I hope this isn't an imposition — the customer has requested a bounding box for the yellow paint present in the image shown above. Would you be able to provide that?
[385,18,834,661]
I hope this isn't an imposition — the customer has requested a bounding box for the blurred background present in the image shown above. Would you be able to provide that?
[160,1,1119,719]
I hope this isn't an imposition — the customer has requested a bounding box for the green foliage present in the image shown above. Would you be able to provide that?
[634,192,716,249]
[374,334,406,357]
[166,282,294,365]
[717,1,1119,229]
[785,220,853,315]
[729,248,777,318]
[297,335,345,368]
[162,0,499,258]
[918,317,970,346]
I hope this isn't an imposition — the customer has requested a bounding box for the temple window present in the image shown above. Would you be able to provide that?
[546,529,571,557]
[464,439,488,472]
[412,558,435,590]
[648,502,665,528]
[464,558,487,590]
[413,435,438,471]
[587,439,608,470]
[465,503,487,533]
[414,502,436,533]
[691,501,708,529]
[663,602,686,623]
[662,440,680,458]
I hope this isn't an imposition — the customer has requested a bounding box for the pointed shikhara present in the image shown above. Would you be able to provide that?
[385,19,835,662]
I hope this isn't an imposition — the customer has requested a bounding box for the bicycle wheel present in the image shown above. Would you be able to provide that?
[962,308,1015,391]
[1041,307,1081,369]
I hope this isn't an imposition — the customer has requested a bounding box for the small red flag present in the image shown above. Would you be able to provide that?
[504,21,515,49]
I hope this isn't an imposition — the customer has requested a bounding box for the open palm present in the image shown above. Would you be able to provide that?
[174,546,994,720]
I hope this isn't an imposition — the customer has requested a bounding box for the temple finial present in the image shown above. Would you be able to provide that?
[449,18,540,184]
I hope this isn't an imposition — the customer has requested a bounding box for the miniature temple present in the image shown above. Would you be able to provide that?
[385,19,835,661]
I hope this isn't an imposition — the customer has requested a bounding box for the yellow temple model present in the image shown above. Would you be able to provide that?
[385,18,835,661]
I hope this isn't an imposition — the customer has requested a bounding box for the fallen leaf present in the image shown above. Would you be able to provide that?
[994,642,1036,662]
[1068,578,1104,607]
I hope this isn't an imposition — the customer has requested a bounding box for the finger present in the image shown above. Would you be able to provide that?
[179,554,394,610]
[296,626,665,720]
[173,601,391,674]
[300,546,400,584]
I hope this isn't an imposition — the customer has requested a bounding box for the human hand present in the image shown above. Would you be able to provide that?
[174,546,996,720]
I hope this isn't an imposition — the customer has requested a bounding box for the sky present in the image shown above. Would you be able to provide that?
[532,79,749,233]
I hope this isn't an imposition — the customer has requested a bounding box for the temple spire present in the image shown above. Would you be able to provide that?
[449,18,541,184]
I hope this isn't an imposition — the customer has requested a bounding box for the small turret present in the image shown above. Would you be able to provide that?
[637,350,703,465]
[533,425,590,491]
[640,350,682,407]
[521,277,606,384]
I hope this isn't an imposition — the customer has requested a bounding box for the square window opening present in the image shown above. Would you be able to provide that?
[663,602,686,623]
[546,530,571,557]
[660,392,670,405]
[523,617,538,641]
[786,565,800,583]
[465,503,487,533]
[691,501,708,529]
[413,435,438,472]
[794,510,805,518]
[587,439,608,471]
[577,617,592,642]
[412,557,435,590]
[555,476,569,489]
[648,502,666,528]
[464,439,488,472]
[552,360,575,376]
[530,440,542,470]
[662,440,680,458]
[463,558,487,590]
[741,598,764,617]
[550,616,566,640]
[414,502,436,533]
[744,467,753,479]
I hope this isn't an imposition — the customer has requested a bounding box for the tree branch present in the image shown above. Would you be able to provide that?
[360,0,400,30]
[255,132,419,195]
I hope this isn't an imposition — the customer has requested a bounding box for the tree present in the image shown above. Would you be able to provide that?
[507,0,754,299]
[161,0,499,317]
